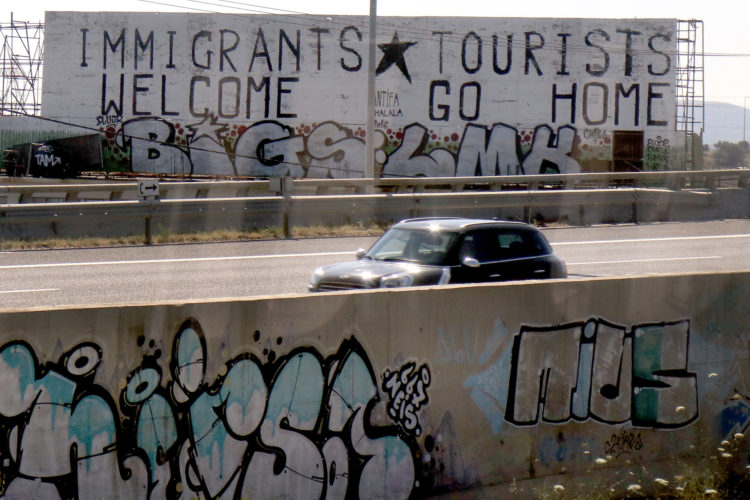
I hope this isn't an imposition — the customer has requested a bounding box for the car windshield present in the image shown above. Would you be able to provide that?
[365,228,459,265]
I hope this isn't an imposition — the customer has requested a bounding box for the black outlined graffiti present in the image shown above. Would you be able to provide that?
[467,318,698,432]
[0,320,421,499]
[603,430,644,458]
[644,135,671,170]
[0,341,148,499]
[110,113,584,179]
[381,360,431,436]
[119,116,193,175]
[120,356,182,499]
[507,318,697,427]
[381,122,456,177]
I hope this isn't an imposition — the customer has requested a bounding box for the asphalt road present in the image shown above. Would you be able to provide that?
[2,220,750,310]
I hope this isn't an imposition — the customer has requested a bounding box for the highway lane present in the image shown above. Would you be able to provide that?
[2,220,750,309]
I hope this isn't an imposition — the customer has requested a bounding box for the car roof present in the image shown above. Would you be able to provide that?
[392,217,536,232]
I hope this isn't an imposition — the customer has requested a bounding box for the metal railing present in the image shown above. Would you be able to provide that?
[1,169,748,204]
[0,169,747,244]
[0,187,720,243]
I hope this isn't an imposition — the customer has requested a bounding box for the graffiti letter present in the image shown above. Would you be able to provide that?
[383,123,455,177]
[589,321,633,423]
[508,324,582,424]
[122,117,192,175]
[455,123,521,176]
[234,120,305,177]
[632,321,697,427]
[522,124,580,174]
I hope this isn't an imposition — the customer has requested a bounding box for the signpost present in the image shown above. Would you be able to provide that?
[137,179,160,199]
[137,179,160,244]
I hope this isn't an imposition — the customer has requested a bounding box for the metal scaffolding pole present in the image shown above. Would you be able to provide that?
[675,19,705,170]
[0,13,44,116]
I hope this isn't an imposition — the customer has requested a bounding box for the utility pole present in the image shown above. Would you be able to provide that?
[744,96,749,144]
[364,0,377,186]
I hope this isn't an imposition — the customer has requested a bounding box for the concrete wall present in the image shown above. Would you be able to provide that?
[41,13,680,176]
[1,272,748,498]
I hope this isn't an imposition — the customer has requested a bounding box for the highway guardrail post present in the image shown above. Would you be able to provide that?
[270,176,293,238]
[137,179,160,245]
[145,208,152,245]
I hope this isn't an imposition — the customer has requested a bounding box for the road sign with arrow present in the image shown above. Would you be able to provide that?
[137,179,160,200]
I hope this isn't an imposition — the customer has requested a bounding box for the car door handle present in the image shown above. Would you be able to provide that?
[490,273,501,278]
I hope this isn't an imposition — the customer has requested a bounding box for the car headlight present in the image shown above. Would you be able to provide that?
[380,273,414,288]
[309,267,324,289]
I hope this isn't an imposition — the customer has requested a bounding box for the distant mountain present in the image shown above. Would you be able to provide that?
[703,101,750,146]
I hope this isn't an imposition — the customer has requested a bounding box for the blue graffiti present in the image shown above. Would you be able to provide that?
[0,321,423,499]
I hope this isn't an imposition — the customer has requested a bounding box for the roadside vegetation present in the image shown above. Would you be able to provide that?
[703,140,750,169]
[0,221,389,251]
[528,431,750,500]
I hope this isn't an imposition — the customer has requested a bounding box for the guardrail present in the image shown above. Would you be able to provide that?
[1,169,749,203]
[0,188,721,243]
[1,169,747,244]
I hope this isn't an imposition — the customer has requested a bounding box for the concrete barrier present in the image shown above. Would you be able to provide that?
[0,272,748,498]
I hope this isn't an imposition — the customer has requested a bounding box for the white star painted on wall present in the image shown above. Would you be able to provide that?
[187,114,229,146]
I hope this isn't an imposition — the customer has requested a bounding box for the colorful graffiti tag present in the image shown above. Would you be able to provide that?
[0,320,423,499]
[41,14,679,176]
[104,115,583,178]
[3,311,744,498]
[464,317,699,433]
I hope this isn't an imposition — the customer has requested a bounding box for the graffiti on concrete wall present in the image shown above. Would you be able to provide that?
[578,127,613,164]
[603,430,644,458]
[464,317,698,433]
[381,360,431,437]
[0,319,422,499]
[41,13,677,176]
[643,134,686,171]
[101,114,582,177]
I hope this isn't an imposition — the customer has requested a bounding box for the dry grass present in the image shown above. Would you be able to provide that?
[0,222,388,251]
[528,433,750,500]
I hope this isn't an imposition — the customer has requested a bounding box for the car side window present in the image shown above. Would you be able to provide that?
[500,230,548,257]
[463,228,548,264]
[467,230,503,263]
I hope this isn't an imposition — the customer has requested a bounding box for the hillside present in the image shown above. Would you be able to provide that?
[704,101,749,146]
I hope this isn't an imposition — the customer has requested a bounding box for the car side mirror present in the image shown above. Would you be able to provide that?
[462,256,480,268]
[356,248,367,259]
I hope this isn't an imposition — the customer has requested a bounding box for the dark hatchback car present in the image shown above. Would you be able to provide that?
[309,217,566,292]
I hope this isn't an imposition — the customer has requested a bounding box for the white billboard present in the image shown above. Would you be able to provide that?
[42,12,677,176]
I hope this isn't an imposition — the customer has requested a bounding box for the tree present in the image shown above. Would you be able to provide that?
[713,141,747,167]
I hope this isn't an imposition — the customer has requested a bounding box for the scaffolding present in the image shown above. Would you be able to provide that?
[0,14,44,116]
[676,19,705,169]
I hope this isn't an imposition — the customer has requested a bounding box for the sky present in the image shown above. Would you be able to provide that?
[5,0,750,109]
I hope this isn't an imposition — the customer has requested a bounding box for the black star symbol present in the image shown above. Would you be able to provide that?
[376,32,417,83]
